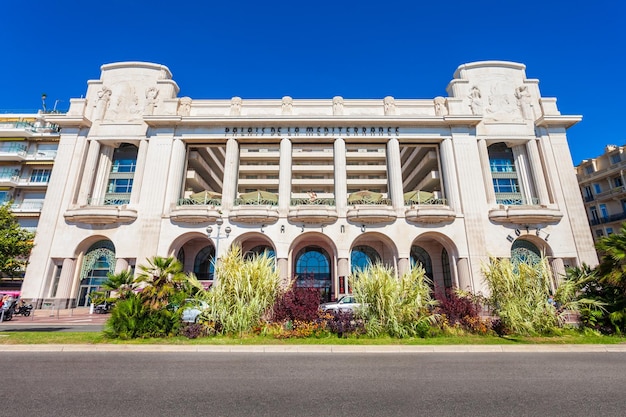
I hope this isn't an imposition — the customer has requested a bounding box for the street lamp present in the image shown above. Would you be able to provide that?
[206,218,231,271]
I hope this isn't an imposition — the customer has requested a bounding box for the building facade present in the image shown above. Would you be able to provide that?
[576,145,626,240]
[21,61,598,308]
[0,113,60,290]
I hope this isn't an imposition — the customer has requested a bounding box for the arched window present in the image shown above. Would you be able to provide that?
[511,239,542,265]
[78,240,116,307]
[350,245,380,273]
[295,246,332,302]
[105,143,138,205]
[410,245,433,279]
[244,245,275,260]
[194,246,215,280]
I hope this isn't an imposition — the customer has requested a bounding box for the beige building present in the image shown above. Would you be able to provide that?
[576,145,626,240]
[0,113,60,289]
[21,60,598,308]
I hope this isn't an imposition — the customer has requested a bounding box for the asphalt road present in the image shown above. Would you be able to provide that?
[1,352,625,417]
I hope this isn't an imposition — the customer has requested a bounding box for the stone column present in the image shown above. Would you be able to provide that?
[456,258,472,292]
[334,138,347,216]
[277,258,289,287]
[337,257,350,295]
[440,138,462,211]
[54,258,77,308]
[477,139,497,204]
[397,257,410,277]
[550,257,566,291]
[526,139,550,205]
[130,139,149,205]
[278,137,292,213]
[91,145,114,204]
[77,140,101,206]
[163,138,187,210]
[512,145,533,204]
[386,137,405,210]
[114,258,129,274]
[221,138,239,210]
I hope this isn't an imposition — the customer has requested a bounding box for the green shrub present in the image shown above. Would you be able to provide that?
[482,257,557,336]
[351,263,438,338]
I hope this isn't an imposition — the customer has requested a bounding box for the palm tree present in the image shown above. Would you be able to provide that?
[136,256,188,310]
[596,223,626,293]
[101,270,137,300]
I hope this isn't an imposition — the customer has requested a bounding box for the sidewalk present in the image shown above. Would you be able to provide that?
[0,307,108,325]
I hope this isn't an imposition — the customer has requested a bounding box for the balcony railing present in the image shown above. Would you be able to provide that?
[590,212,626,226]
[0,121,60,133]
[11,201,44,211]
[495,196,540,205]
[177,198,222,206]
[290,198,336,206]
[234,198,278,206]
[87,195,131,206]
[348,198,392,205]
[405,197,448,206]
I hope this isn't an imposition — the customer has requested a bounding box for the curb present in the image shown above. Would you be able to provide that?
[1,344,626,353]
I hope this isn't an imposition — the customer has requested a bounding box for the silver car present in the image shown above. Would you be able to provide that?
[320,295,361,312]
[181,299,210,323]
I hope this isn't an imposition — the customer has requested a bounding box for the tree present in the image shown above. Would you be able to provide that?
[596,224,626,293]
[0,203,34,277]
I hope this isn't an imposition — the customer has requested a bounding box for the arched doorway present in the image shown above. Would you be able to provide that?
[77,240,116,307]
[244,245,275,260]
[193,245,215,280]
[410,245,433,278]
[295,246,332,302]
[350,245,381,273]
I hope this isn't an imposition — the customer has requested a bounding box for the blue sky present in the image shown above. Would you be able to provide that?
[2,0,624,165]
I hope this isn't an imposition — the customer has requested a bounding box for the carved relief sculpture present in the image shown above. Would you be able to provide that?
[434,96,448,116]
[468,86,482,115]
[230,97,242,116]
[282,96,293,115]
[144,87,159,115]
[94,86,112,121]
[383,96,396,116]
[177,97,192,116]
[332,96,344,116]
[515,85,533,120]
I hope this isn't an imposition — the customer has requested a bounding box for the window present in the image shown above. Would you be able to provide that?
[107,178,133,193]
[610,154,621,164]
[493,178,520,193]
[614,177,624,188]
[104,144,137,204]
[593,183,602,194]
[585,165,594,174]
[490,159,516,172]
[595,229,604,237]
[607,227,614,235]
[590,206,599,222]
[30,169,51,183]
[600,204,609,219]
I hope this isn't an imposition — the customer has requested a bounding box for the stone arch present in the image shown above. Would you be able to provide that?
[350,231,399,271]
[410,232,460,292]
[289,232,338,302]
[75,239,116,307]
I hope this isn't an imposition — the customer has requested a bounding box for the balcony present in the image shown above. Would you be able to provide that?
[229,197,279,224]
[405,198,456,224]
[346,198,396,224]
[289,198,338,225]
[10,201,44,214]
[170,198,222,224]
[590,212,626,226]
[63,196,136,225]
[489,204,563,225]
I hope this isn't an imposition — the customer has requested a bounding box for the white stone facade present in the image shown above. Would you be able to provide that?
[21,61,598,308]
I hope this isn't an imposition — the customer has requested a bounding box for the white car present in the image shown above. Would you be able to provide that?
[181,299,209,323]
[320,295,361,313]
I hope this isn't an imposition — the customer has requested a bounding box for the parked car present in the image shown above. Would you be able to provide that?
[181,299,210,323]
[320,295,361,312]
